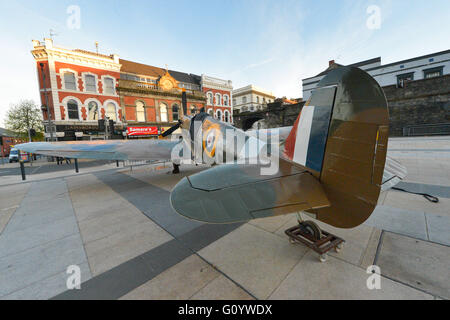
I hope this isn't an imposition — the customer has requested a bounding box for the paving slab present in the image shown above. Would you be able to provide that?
[248,214,295,233]
[94,171,203,238]
[198,223,308,299]
[1,261,91,300]
[190,275,254,300]
[0,215,79,258]
[383,190,450,217]
[360,228,383,269]
[120,255,219,300]
[269,250,433,300]
[376,232,450,299]
[77,206,150,244]
[365,205,428,241]
[425,214,450,246]
[0,233,88,297]
[85,219,172,276]
[0,183,30,210]
[0,208,15,234]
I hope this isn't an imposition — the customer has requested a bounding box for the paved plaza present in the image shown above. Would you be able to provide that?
[0,136,449,300]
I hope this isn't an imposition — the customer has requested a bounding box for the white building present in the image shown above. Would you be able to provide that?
[302,50,450,100]
[232,85,276,113]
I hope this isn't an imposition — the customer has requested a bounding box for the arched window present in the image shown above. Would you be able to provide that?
[215,93,221,105]
[216,109,222,121]
[207,108,213,117]
[207,92,213,105]
[64,72,76,90]
[87,101,98,120]
[106,102,117,121]
[136,101,145,122]
[256,96,260,103]
[242,96,247,104]
[104,77,115,95]
[190,105,197,115]
[160,103,168,122]
[224,110,230,123]
[67,99,79,120]
[223,95,229,106]
[172,104,179,121]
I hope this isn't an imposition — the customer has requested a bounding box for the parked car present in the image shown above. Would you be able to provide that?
[9,148,19,162]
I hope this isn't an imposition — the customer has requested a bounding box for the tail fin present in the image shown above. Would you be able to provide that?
[286,67,390,228]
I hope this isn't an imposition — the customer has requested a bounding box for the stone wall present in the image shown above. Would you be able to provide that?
[382,75,450,136]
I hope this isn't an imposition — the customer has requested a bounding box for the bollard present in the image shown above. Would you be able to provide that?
[74,158,79,173]
[116,160,119,167]
[20,160,26,181]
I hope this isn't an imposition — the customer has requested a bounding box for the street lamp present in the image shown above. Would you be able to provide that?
[40,62,55,142]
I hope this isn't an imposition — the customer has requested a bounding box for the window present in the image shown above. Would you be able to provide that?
[224,110,230,123]
[207,109,213,116]
[215,94,221,105]
[64,72,76,90]
[263,97,266,103]
[87,101,98,120]
[233,99,236,106]
[223,95,229,106]
[242,96,247,104]
[106,103,117,121]
[136,101,145,122]
[424,67,443,79]
[256,96,259,103]
[172,104,179,121]
[160,103,168,122]
[207,92,213,105]
[216,109,222,121]
[104,77,115,94]
[396,72,414,87]
[67,99,79,120]
[85,75,96,92]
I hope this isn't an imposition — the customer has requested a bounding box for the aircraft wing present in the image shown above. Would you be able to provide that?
[170,159,330,223]
[15,139,181,162]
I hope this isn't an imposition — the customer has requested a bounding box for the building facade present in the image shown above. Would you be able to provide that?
[302,50,450,100]
[301,49,450,136]
[202,75,234,123]
[31,39,233,140]
[232,85,275,114]
[32,39,122,140]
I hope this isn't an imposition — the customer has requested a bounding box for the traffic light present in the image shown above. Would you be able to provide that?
[108,119,114,134]
[30,129,36,137]
[98,119,105,131]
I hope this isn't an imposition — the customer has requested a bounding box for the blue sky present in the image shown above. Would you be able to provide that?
[0,0,449,125]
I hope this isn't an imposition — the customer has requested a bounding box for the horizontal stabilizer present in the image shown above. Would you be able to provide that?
[170,161,330,223]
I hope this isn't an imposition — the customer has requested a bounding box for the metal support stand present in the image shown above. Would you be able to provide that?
[19,161,26,181]
[285,213,345,263]
[74,159,79,173]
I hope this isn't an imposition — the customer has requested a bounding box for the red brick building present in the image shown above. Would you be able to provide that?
[31,39,233,140]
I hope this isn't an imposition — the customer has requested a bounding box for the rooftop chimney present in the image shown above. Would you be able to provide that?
[329,60,335,67]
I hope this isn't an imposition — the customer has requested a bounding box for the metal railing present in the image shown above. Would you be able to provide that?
[403,123,450,136]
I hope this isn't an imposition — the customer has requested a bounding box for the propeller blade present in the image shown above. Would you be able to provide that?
[160,121,181,137]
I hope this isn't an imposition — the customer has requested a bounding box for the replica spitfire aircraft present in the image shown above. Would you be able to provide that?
[17,67,406,233]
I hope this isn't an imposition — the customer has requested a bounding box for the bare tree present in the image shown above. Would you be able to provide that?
[5,100,43,141]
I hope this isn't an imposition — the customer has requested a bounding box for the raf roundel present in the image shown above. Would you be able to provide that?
[202,123,221,158]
